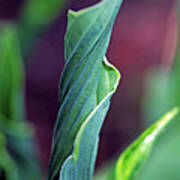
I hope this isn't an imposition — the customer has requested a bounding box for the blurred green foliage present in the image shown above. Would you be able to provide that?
[0,25,41,180]
[0,0,68,179]
[94,108,179,180]
[135,2,180,180]
[0,132,18,180]
[114,108,179,180]
[18,0,66,57]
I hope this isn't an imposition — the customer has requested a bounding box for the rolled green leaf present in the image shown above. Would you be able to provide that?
[59,58,120,180]
[113,107,179,180]
[48,0,123,179]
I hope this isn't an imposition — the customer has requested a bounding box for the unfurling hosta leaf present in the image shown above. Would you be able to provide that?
[59,58,120,180]
[113,107,179,180]
[48,0,123,179]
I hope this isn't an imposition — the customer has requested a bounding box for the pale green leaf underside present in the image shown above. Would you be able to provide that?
[114,107,179,180]
[48,0,123,179]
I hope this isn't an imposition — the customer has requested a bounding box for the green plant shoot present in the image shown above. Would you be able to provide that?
[48,0,123,179]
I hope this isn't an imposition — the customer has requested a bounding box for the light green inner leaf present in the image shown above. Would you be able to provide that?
[114,107,179,180]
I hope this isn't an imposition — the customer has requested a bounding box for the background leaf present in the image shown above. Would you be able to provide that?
[17,0,67,57]
[0,24,42,180]
[137,1,180,179]
[112,107,179,180]
[0,132,18,180]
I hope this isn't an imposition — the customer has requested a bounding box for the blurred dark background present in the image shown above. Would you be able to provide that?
[0,0,177,174]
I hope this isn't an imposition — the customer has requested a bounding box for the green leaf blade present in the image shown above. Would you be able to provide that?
[114,107,179,180]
